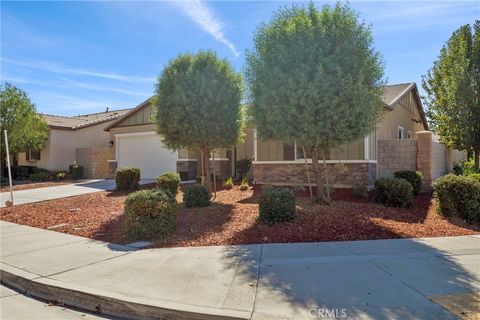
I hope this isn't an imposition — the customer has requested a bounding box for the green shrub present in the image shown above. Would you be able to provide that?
[115,167,140,192]
[157,172,180,196]
[351,183,368,198]
[460,159,477,175]
[224,177,233,190]
[184,185,210,208]
[240,176,249,191]
[468,173,480,183]
[69,165,84,180]
[29,170,50,182]
[259,188,296,225]
[11,166,29,180]
[433,174,480,222]
[124,189,177,240]
[375,177,413,208]
[394,170,423,195]
[236,159,252,178]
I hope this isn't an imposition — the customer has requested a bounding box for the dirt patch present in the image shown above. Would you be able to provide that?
[1,186,478,247]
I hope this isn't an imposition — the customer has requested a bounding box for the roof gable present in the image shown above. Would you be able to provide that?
[383,83,428,130]
[104,97,154,131]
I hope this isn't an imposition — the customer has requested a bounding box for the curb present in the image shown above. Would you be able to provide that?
[0,264,250,320]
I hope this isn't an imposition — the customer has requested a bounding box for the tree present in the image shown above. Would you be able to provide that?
[154,51,244,193]
[422,21,480,172]
[0,83,49,174]
[246,2,385,202]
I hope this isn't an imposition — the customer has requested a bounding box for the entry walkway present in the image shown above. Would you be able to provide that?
[1,221,478,319]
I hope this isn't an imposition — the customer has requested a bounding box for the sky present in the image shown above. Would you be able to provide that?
[1,0,479,116]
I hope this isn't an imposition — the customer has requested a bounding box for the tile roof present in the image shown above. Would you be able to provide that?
[42,108,131,130]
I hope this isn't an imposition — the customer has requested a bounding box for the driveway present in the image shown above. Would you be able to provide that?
[0,179,155,208]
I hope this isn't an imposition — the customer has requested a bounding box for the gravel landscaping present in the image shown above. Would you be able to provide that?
[0,185,478,247]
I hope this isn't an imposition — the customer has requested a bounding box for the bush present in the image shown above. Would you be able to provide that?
[394,170,423,195]
[259,188,296,225]
[468,173,480,183]
[11,166,29,180]
[240,176,249,191]
[29,170,50,182]
[375,177,413,208]
[69,165,84,180]
[115,167,140,192]
[433,174,480,223]
[124,189,177,240]
[51,171,66,181]
[184,185,210,208]
[224,177,233,190]
[351,183,368,198]
[236,159,252,178]
[157,172,180,196]
[460,159,477,175]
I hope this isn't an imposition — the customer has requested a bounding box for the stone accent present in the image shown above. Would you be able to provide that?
[209,159,230,181]
[253,162,377,188]
[378,139,417,177]
[75,147,114,179]
[176,160,197,181]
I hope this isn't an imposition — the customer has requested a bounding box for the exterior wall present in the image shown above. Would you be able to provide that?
[253,162,377,188]
[76,147,114,179]
[378,140,417,177]
[18,122,112,171]
[236,127,254,160]
[377,92,425,140]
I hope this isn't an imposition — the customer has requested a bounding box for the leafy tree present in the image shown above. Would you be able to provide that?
[0,83,49,174]
[154,51,244,193]
[422,21,480,172]
[246,2,384,201]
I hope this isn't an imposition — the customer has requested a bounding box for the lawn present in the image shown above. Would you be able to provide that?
[0,185,478,247]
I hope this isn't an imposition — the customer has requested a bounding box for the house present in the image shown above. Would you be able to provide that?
[17,108,130,178]
[105,82,462,189]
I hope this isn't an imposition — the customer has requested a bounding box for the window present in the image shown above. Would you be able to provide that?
[398,126,404,140]
[407,130,413,139]
[26,149,41,161]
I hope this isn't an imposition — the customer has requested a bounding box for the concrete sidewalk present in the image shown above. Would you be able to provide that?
[1,221,479,319]
[0,179,156,208]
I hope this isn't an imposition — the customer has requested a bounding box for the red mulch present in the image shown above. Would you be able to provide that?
[0,181,71,193]
[1,186,478,247]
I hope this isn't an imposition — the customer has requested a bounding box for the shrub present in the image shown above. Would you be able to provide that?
[236,159,252,178]
[468,173,480,183]
[124,189,177,240]
[240,176,249,191]
[29,170,50,182]
[11,166,29,180]
[351,183,368,198]
[259,188,296,225]
[115,167,140,192]
[433,174,480,223]
[51,171,66,181]
[460,159,476,175]
[394,170,423,195]
[452,162,463,175]
[157,172,180,196]
[184,185,210,208]
[224,177,233,190]
[375,177,413,208]
[69,165,84,180]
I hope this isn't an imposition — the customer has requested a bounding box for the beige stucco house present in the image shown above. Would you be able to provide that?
[17,109,129,177]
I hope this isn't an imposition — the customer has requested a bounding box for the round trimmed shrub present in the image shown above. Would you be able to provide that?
[375,177,413,208]
[184,185,210,208]
[433,174,480,223]
[157,172,180,196]
[394,170,422,195]
[259,188,296,225]
[124,189,177,240]
[115,167,140,192]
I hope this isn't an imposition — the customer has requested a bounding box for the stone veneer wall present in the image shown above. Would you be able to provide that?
[177,159,230,181]
[177,160,198,181]
[75,147,114,179]
[253,162,377,188]
[378,140,417,177]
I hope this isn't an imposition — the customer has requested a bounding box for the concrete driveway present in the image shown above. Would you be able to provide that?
[0,179,155,208]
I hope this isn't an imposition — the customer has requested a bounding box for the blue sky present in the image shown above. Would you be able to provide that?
[1,1,479,116]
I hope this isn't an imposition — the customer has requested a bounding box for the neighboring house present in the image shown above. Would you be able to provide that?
[17,108,130,178]
[105,82,462,189]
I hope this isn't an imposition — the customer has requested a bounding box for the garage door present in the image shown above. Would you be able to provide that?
[116,132,177,179]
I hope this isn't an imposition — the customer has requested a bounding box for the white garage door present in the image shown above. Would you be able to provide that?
[116,132,177,179]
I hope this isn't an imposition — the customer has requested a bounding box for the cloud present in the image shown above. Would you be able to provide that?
[58,77,151,97]
[1,58,155,84]
[172,0,239,58]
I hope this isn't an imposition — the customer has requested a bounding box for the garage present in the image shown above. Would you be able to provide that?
[115,132,177,179]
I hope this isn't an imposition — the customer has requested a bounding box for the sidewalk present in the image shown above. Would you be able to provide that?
[1,221,479,319]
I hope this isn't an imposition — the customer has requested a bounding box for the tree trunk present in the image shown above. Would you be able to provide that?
[475,149,480,173]
[321,148,331,201]
[212,151,217,200]
[302,146,313,202]
[310,146,326,203]
[200,146,212,194]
